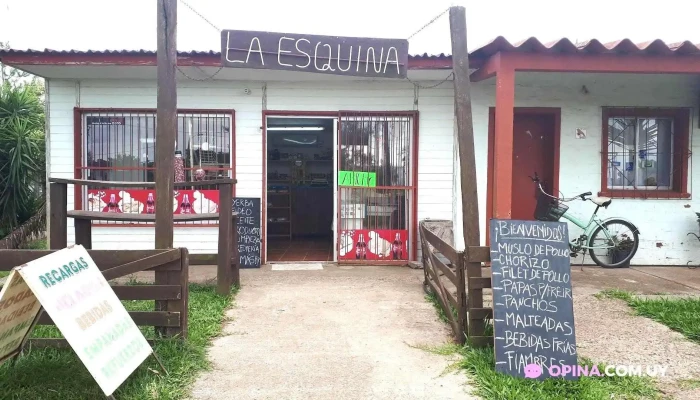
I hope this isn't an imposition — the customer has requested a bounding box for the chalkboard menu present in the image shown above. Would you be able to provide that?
[233,197,261,268]
[489,219,577,379]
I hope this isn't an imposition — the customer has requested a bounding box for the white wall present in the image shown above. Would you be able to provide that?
[47,77,455,257]
[456,72,700,265]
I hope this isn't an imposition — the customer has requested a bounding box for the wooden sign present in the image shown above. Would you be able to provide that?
[233,197,261,268]
[338,171,377,187]
[489,219,578,379]
[16,245,153,396]
[221,29,409,78]
[0,270,42,364]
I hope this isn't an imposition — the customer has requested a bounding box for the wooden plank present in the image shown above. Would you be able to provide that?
[48,178,236,189]
[420,223,459,264]
[28,338,157,349]
[425,273,460,336]
[445,288,459,311]
[74,218,92,249]
[469,276,492,289]
[468,336,494,349]
[469,307,493,320]
[466,261,486,338]
[38,311,180,327]
[429,250,458,285]
[0,249,183,271]
[190,254,217,265]
[455,254,468,345]
[467,246,490,263]
[178,248,189,337]
[68,210,225,222]
[49,182,67,250]
[218,182,233,294]
[111,285,182,300]
[102,249,181,281]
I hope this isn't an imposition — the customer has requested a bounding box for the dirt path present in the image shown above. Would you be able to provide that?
[188,265,477,400]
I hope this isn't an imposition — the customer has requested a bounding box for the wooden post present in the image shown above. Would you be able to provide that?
[449,7,485,340]
[155,0,177,249]
[74,219,92,249]
[49,182,67,249]
[449,6,480,250]
[217,182,233,295]
[455,254,467,344]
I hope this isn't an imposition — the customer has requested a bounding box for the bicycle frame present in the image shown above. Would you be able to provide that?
[560,208,616,250]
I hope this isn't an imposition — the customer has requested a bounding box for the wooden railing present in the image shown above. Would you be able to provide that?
[420,220,493,347]
[49,178,239,295]
[0,248,190,344]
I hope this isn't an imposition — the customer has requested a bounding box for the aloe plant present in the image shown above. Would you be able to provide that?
[0,83,45,237]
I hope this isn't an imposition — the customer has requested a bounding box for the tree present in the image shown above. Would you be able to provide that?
[0,83,45,236]
[0,41,32,87]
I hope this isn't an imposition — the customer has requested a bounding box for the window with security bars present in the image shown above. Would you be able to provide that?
[84,111,232,183]
[79,110,234,220]
[602,108,690,199]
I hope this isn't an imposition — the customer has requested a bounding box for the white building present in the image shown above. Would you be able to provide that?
[2,36,699,266]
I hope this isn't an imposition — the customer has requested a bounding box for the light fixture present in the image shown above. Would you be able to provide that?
[266,126,324,131]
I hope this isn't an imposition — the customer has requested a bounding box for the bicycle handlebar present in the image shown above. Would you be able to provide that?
[530,172,592,202]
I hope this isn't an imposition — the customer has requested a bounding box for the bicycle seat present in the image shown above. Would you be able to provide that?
[591,196,612,207]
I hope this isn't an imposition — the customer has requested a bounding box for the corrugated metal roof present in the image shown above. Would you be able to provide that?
[0,48,451,60]
[470,36,700,59]
[2,37,699,65]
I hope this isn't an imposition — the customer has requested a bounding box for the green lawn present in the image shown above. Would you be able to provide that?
[0,284,236,400]
[600,289,700,344]
[424,293,661,400]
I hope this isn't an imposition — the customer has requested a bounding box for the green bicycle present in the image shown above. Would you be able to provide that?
[530,173,640,268]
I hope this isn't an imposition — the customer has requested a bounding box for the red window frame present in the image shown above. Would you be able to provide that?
[73,107,236,226]
[600,107,691,199]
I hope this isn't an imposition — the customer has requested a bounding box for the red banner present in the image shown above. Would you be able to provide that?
[86,189,220,214]
[339,229,408,261]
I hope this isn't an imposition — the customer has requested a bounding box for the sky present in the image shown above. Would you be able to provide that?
[1,0,700,55]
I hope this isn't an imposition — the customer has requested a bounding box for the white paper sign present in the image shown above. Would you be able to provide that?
[17,245,152,396]
[0,270,42,363]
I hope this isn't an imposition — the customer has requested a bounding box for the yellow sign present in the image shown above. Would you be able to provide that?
[0,270,42,364]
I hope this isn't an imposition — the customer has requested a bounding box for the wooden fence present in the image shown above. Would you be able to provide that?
[49,178,239,295]
[0,247,190,346]
[420,220,493,347]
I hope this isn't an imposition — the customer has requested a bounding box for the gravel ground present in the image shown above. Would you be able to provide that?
[573,286,700,400]
[187,265,478,400]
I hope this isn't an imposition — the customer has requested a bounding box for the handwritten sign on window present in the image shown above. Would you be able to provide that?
[489,219,578,380]
[221,30,409,79]
[338,171,377,187]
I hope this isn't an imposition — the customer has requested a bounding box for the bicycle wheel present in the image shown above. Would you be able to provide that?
[588,219,639,268]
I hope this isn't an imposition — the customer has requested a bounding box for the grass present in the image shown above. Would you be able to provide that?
[0,284,236,400]
[425,291,457,324]
[424,291,662,400]
[599,289,700,344]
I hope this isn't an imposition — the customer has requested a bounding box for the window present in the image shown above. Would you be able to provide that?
[84,111,233,183]
[76,109,235,219]
[602,108,690,199]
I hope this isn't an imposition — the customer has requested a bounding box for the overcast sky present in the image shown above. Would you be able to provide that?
[1,0,699,55]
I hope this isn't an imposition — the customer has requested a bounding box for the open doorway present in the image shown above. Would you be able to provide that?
[265,116,336,262]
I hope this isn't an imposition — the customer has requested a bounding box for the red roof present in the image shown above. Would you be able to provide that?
[470,36,700,59]
[2,38,699,69]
